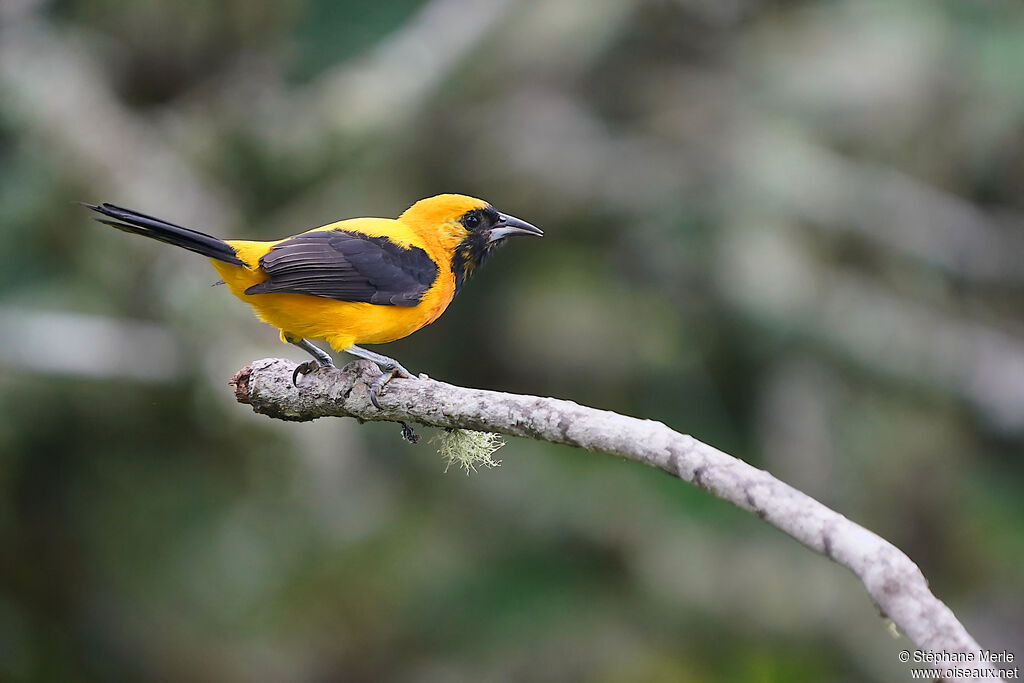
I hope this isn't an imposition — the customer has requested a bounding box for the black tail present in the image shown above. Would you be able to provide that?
[81,202,245,266]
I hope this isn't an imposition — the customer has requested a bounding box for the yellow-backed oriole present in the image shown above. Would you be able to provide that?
[83,194,542,403]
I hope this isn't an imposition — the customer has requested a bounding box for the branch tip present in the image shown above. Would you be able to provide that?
[229,365,253,404]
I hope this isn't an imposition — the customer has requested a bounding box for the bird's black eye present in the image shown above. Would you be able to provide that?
[462,212,480,230]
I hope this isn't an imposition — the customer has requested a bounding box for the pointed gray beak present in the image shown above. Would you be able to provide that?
[487,213,543,243]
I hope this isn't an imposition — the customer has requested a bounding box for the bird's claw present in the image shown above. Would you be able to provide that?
[293,359,331,386]
[369,364,413,409]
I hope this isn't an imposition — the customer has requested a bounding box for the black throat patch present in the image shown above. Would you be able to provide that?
[451,232,493,295]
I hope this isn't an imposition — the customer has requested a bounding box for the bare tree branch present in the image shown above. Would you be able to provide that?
[231,357,997,681]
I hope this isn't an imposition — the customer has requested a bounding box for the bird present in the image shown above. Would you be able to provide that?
[82,194,543,406]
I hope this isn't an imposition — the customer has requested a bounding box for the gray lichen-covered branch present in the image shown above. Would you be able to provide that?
[231,357,992,681]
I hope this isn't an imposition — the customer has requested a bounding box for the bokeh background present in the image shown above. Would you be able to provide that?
[2,0,1023,680]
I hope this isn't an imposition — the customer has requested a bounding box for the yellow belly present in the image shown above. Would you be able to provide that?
[209,254,455,352]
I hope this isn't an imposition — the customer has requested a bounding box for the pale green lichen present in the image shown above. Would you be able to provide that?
[886,619,902,639]
[432,428,504,474]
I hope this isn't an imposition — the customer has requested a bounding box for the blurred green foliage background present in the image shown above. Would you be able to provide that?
[1,0,1022,681]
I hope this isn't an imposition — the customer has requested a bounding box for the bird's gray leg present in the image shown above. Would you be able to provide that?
[344,345,412,377]
[290,338,335,385]
[344,345,414,408]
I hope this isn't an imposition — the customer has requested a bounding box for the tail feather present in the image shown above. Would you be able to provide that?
[82,202,245,266]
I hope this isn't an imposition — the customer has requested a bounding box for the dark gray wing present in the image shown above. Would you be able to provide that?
[244,230,438,306]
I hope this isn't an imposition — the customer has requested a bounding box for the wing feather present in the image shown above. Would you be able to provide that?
[244,230,438,306]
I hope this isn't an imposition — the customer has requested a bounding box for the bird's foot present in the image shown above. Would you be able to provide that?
[292,358,335,386]
[369,362,413,409]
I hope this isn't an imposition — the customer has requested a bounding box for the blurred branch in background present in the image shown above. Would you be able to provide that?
[0,307,180,381]
[314,0,523,134]
[233,357,991,682]
[719,223,1024,433]
[738,125,1024,287]
[0,3,237,228]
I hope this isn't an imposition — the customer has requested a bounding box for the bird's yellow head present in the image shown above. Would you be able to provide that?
[400,194,542,292]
